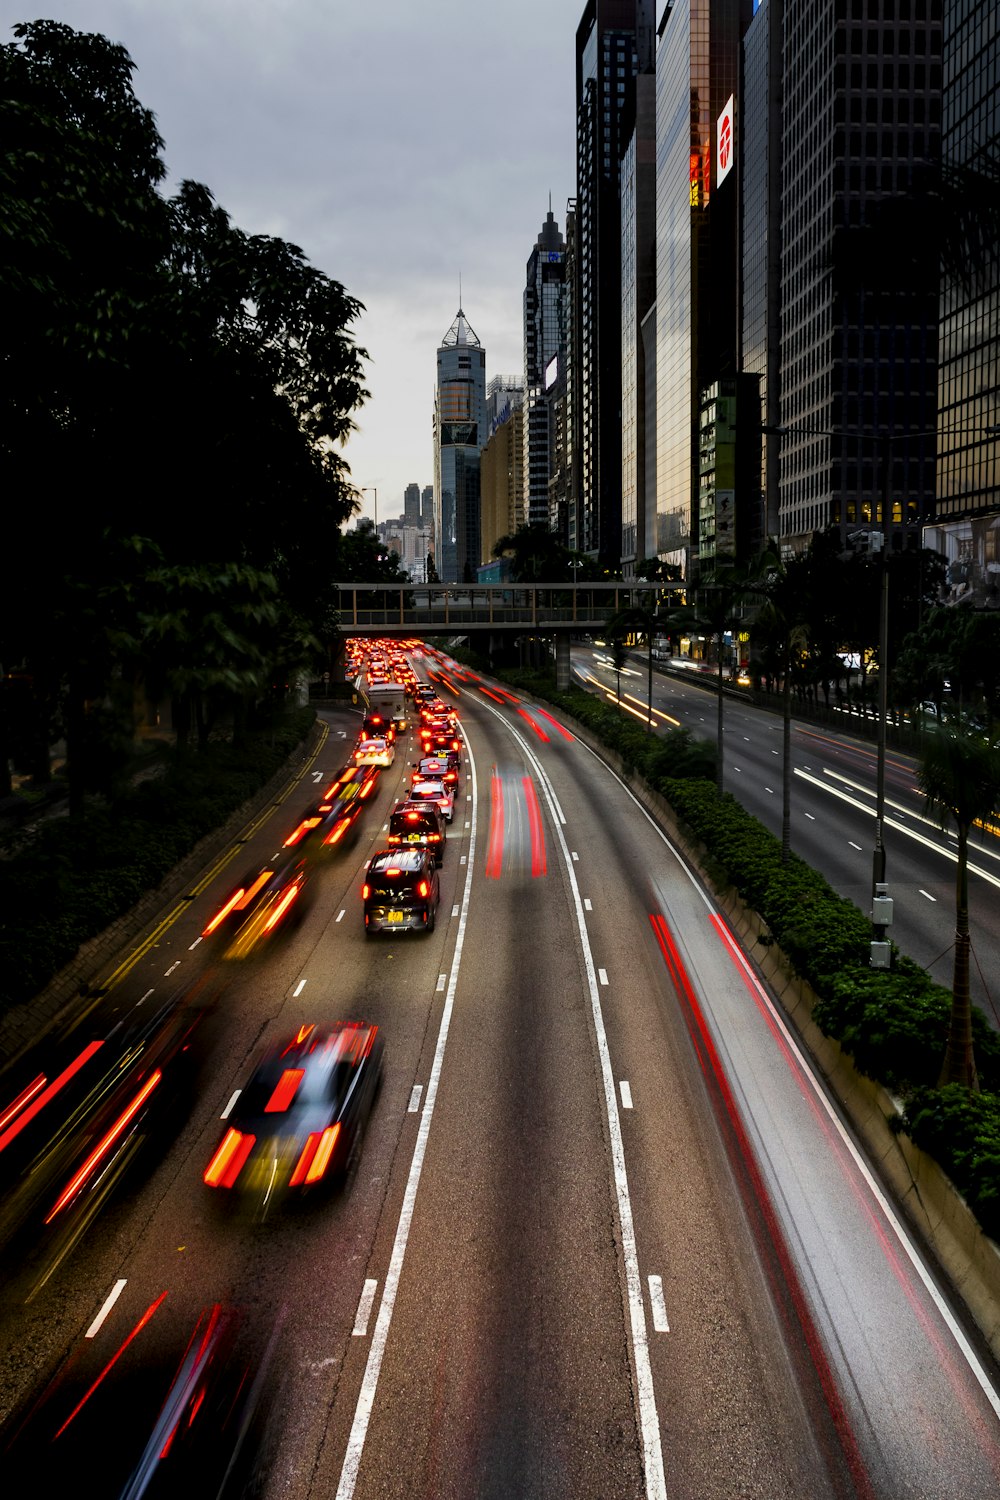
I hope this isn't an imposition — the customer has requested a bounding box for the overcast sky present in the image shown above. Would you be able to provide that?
[21,1,583,525]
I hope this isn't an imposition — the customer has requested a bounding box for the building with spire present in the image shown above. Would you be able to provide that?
[433,306,486,583]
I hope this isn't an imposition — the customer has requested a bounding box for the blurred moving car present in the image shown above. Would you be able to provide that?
[387,801,445,865]
[0,1294,285,1496]
[354,736,395,768]
[0,988,209,1297]
[282,763,379,852]
[363,848,440,935]
[201,853,309,958]
[204,1021,383,1207]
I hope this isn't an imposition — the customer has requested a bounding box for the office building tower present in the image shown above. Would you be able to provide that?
[404,482,421,527]
[433,307,486,583]
[927,0,1000,605]
[481,379,525,565]
[779,0,942,553]
[421,485,434,529]
[621,71,656,573]
[523,205,567,530]
[574,0,653,568]
[654,0,746,581]
[741,0,783,552]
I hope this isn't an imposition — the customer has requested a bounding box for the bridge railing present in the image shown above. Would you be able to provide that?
[332,582,683,634]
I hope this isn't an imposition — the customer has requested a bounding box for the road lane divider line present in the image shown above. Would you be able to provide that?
[407,1086,423,1113]
[620,1081,633,1110]
[86,1279,128,1338]
[334,730,480,1500]
[352,1281,378,1337]
[647,1276,669,1333]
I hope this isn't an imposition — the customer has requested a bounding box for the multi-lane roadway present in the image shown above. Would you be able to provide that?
[0,652,998,1499]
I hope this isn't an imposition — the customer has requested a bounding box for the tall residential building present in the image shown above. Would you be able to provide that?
[653,0,746,582]
[523,205,567,530]
[480,379,525,565]
[552,198,580,547]
[620,70,656,573]
[927,0,1000,605]
[574,0,653,568]
[778,0,942,553]
[433,307,486,583]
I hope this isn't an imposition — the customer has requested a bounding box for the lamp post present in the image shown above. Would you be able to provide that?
[361,486,378,536]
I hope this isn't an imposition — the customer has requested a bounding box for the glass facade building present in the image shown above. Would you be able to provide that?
[433,308,486,584]
[780,0,941,552]
[523,208,567,529]
[575,0,645,567]
[935,0,999,569]
[654,1,745,580]
[620,73,656,573]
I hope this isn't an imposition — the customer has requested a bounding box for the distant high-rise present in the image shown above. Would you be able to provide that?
[403,482,421,527]
[421,485,434,530]
[481,378,525,566]
[433,307,486,583]
[523,206,566,530]
[574,0,653,567]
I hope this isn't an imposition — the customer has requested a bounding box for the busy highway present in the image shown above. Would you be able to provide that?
[0,643,998,1499]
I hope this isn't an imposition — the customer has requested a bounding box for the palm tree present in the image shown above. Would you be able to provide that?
[918,726,1000,1090]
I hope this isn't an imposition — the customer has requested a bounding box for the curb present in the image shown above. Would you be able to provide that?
[525,693,1000,1365]
[0,719,327,1073]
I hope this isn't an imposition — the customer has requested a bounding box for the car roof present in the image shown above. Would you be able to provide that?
[369,846,426,870]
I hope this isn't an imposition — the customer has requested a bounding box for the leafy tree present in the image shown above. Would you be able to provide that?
[492,524,573,582]
[0,21,369,803]
[918,727,1000,1089]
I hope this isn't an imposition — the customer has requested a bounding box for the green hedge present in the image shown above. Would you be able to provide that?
[493,660,1000,1241]
[0,707,316,1013]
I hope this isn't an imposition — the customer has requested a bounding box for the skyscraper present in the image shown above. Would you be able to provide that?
[778,0,942,552]
[404,482,421,527]
[433,307,486,583]
[928,0,1000,605]
[653,0,746,581]
[523,205,566,530]
[574,0,653,568]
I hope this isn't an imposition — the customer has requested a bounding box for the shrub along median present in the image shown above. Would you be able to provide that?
[0,706,317,1015]
[482,661,1000,1244]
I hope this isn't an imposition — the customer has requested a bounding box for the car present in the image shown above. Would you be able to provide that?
[414,752,459,789]
[203,1021,384,1205]
[201,853,309,958]
[354,735,395,768]
[419,721,462,755]
[0,1296,286,1496]
[407,777,454,822]
[363,847,440,935]
[387,800,446,865]
[361,711,395,742]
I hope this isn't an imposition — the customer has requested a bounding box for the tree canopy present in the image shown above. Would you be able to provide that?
[0,21,370,799]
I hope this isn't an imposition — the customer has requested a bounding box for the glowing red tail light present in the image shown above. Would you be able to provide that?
[417,881,429,897]
[263,881,301,932]
[289,1123,341,1186]
[203,888,246,936]
[362,883,370,899]
[204,1128,256,1188]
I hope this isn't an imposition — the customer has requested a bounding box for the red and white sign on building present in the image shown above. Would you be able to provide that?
[716,94,735,188]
